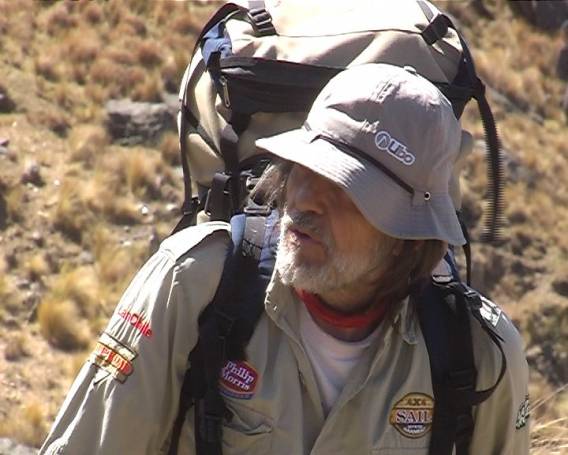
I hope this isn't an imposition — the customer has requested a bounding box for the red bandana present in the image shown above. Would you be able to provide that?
[295,289,388,329]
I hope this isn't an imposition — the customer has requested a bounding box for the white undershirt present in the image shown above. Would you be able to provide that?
[298,303,380,415]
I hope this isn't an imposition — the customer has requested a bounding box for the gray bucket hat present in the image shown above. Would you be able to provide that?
[256,63,465,245]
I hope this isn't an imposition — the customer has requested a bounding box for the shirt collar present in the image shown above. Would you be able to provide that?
[265,271,418,346]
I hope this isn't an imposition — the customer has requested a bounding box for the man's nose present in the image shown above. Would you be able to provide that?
[289,169,331,215]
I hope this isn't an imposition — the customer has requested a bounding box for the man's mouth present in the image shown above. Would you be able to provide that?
[288,226,322,245]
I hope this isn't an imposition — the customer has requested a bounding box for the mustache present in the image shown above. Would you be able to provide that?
[281,210,331,246]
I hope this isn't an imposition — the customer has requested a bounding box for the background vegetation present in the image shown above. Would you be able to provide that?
[0,0,566,452]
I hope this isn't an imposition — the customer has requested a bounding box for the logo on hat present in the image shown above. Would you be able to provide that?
[375,130,416,166]
[389,393,434,438]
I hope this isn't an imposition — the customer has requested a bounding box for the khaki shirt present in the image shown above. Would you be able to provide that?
[40,222,530,455]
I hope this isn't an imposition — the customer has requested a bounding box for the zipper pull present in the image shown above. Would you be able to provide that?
[219,76,231,109]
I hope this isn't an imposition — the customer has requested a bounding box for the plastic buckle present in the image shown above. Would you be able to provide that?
[182,197,199,217]
[463,287,482,310]
[421,13,452,45]
[247,8,276,36]
[244,203,271,216]
[204,173,233,220]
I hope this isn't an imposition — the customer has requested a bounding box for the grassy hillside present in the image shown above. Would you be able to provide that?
[0,0,566,451]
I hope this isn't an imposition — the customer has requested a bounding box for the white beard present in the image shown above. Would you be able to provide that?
[275,209,389,295]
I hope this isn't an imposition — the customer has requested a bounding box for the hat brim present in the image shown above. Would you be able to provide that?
[256,129,466,246]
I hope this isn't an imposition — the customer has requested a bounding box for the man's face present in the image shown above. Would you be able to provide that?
[275,164,395,299]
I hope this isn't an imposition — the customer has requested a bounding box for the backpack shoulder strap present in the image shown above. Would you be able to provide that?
[168,210,278,455]
[416,275,507,455]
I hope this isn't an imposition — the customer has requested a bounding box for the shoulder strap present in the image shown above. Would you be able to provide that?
[416,279,507,455]
[168,211,278,455]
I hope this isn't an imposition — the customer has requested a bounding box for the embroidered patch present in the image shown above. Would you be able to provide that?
[118,309,153,338]
[89,332,137,383]
[219,360,258,400]
[375,130,416,166]
[389,393,434,438]
[516,395,530,429]
[479,295,502,327]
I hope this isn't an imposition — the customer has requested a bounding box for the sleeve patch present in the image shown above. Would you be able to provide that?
[88,332,137,384]
[515,395,530,429]
[479,295,502,328]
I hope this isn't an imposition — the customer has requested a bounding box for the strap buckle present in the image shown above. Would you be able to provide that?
[204,172,235,221]
[247,8,276,37]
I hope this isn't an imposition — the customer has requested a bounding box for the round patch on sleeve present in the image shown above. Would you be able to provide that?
[389,393,434,438]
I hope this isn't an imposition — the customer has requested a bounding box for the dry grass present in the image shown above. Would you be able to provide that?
[65,29,101,64]
[530,385,568,454]
[5,333,31,361]
[160,132,181,166]
[38,298,90,351]
[27,108,70,137]
[69,124,109,168]
[4,184,25,223]
[53,177,92,242]
[23,253,51,282]
[136,41,162,67]
[34,53,62,82]
[83,2,103,25]
[36,263,102,352]
[131,72,163,102]
[0,401,49,447]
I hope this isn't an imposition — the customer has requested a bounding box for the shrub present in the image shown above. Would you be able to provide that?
[24,253,50,282]
[0,401,48,447]
[136,41,162,67]
[38,298,90,351]
[69,124,109,168]
[53,178,91,242]
[5,333,31,361]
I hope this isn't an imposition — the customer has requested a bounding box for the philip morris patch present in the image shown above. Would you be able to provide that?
[89,332,137,383]
[389,393,434,438]
[219,360,258,400]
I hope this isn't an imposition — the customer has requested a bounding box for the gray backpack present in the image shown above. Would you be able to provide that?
[174,0,503,249]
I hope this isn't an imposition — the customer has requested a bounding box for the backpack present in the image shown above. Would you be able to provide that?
[168,211,506,455]
[173,0,503,244]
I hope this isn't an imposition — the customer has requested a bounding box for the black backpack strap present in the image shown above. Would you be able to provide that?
[168,210,278,455]
[416,280,507,455]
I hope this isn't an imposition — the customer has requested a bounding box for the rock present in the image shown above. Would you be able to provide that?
[78,251,94,265]
[509,1,568,31]
[105,98,176,146]
[0,138,9,147]
[0,85,16,113]
[20,161,44,186]
[552,276,568,297]
[0,146,8,157]
[31,230,44,247]
[0,438,37,455]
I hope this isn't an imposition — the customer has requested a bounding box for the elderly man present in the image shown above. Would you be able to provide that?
[41,64,529,455]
